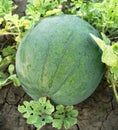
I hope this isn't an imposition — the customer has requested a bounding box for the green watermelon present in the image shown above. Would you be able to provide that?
[16,15,104,105]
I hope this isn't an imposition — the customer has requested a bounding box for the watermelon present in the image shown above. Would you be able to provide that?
[16,15,104,105]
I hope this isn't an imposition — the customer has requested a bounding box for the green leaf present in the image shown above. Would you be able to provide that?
[90,33,118,67]
[2,46,16,56]
[53,105,78,129]
[8,74,21,87]
[44,100,55,114]
[67,109,79,117]
[101,46,118,67]
[52,119,63,129]
[66,117,78,126]
[27,115,38,124]
[18,105,27,113]
[18,97,55,129]
[56,105,64,112]
[0,71,7,79]
[12,76,21,86]
[112,42,118,55]
[33,116,46,129]
[54,112,65,119]
[110,66,118,80]
[0,78,8,89]
[66,106,73,112]
[38,97,54,115]
[64,119,71,129]
[29,100,40,111]
[0,0,13,16]
[0,56,12,71]
[90,33,106,51]
[101,33,111,45]
[8,64,14,75]
[44,115,53,123]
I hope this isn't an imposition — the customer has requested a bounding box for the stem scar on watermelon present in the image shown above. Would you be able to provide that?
[16,15,105,105]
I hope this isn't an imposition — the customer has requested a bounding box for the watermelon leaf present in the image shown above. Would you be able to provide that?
[52,105,78,129]
[18,97,78,129]
[90,33,118,102]
[112,42,118,55]
[18,97,54,129]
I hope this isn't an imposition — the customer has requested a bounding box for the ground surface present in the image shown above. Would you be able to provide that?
[0,0,118,130]
[0,79,118,130]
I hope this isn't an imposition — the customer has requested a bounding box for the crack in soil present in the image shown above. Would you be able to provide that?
[76,124,80,130]
[16,93,26,106]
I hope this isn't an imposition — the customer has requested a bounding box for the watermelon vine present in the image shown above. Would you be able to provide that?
[90,33,118,101]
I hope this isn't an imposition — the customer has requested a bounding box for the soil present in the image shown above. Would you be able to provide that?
[0,78,118,130]
[0,0,118,130]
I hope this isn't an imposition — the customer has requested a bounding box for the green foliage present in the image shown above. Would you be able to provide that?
[18,97,54,129]
[65,0,118,35]
[26,0,66,27]
[90,33,118,101]
[0,44,20,88]
[0,0,13,17]
[0,0,66,38]
[53,105,78,129]
[18,97,78,129]
[0,64,20,88]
